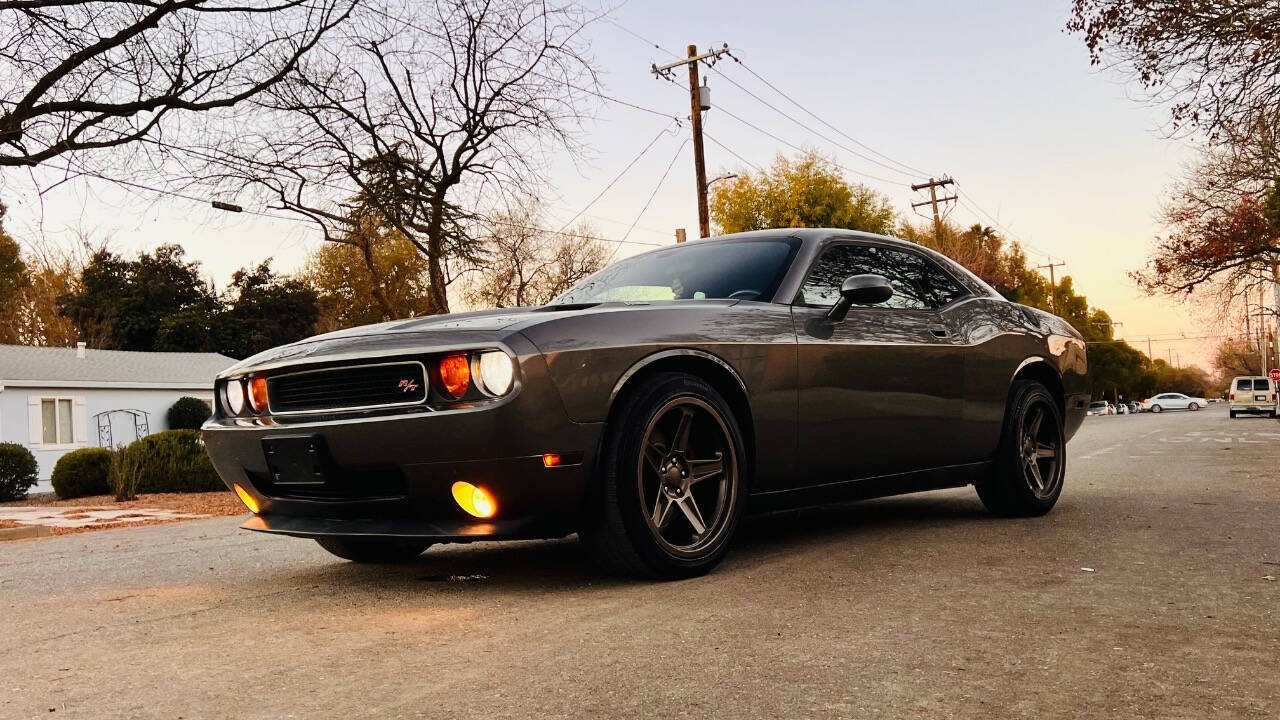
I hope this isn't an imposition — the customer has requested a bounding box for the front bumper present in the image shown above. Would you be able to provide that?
[203,350,603,541]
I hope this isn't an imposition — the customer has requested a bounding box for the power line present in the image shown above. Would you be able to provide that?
[620,137,689,245]
[703,130,764,173]
[707,62,918,179]
[552,118,679,234]
[712,104,903,186]
[725,54,932,179]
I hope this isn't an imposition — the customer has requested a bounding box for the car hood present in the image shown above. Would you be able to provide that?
[217,301,737,378]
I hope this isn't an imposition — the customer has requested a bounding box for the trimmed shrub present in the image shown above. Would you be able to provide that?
[0,442,39,501]
[167,396,212,430]
[51,447,112,499]
[111,430,222,496]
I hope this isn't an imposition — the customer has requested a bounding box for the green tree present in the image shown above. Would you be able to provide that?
[301,217,436,333]
[0,203,32,343]
[710,151,896,235]
[58,245,217,351]
[215,261,319,359]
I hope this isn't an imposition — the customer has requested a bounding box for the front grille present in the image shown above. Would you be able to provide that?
[267,361,427,413]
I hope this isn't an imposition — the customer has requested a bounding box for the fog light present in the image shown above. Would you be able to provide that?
[233,483,260,514]
[451,481,496,518]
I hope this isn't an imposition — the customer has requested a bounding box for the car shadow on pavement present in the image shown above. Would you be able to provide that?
[252,490,998,594]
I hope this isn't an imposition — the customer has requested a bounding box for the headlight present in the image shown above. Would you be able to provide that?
[475,351,515,396]
[223,379,246,416]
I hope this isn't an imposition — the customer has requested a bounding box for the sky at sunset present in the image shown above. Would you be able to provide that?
[4,1,1236,369]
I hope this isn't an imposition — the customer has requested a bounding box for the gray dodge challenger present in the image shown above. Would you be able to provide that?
[203,228,1088,579]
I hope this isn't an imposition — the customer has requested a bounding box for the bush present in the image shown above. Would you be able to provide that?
[167,396,212,430]
[51,447,112,499]
[111,430,222,497]
[0,442,39,501]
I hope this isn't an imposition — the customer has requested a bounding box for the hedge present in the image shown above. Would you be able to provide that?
[111,430,223,497]
[0,442,39,501]
[167,396,212,430]
[51,447,112,499]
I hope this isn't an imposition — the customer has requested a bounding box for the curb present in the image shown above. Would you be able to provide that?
[0,525,51,542]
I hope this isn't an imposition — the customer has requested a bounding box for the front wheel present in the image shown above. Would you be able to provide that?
[975,380,1065,517]
[315,538,432,563]
[581,372,747,580]
[1150,404,1163,413]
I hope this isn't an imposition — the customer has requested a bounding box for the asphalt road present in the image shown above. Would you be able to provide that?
[2,404,1277,719]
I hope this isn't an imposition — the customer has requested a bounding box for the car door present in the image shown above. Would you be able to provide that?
[791,241,969,483]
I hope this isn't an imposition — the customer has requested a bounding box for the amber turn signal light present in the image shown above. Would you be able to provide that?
[439,353,471,399]
[451,481,496,518]
[248,376,269,413]
[233,483,260,514]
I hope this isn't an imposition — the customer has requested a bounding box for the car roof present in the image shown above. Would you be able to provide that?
[684,228,1003,303]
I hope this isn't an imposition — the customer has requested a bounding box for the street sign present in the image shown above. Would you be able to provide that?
[1270,368,1280,382]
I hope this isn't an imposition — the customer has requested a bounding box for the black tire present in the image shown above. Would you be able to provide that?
[1151,404,1163,413]
[315,537,431,563]
[1188,402,1200,411]
[1230,410,1238,418]
[580,372,747,580]
[975,380,1065,518]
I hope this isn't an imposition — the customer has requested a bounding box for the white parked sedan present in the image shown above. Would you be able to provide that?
[1141,393,1207,413]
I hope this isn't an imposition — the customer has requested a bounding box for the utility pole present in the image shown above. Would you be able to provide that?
[652,44,731,239]
[1036,261,1066,312]
[910,177,957,241]
[1147,336,1153,360]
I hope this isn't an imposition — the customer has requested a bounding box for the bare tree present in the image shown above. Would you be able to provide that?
[186,0,600,314]
[0,0,357,169]
[463,204,607,308]
[1066,1,1280,140]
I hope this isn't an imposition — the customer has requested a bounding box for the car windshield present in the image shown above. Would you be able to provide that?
[548,238,799,306]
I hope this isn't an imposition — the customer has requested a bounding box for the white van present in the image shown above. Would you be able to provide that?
[1229,376,1276,418]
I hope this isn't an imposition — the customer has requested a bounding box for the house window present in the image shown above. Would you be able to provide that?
[41,398,75,444]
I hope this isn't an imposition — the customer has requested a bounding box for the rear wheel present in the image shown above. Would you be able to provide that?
[1151,404,1163,413]
[315,538,431,563]
[581,372,746,580]
[976,380,1065,517]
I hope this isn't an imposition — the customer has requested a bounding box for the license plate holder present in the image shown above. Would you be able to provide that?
[262,435,329,486]
[1255,395,1268,401]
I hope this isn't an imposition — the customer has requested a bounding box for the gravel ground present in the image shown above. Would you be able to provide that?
[0,491,245,535]
[0,405,1275,719]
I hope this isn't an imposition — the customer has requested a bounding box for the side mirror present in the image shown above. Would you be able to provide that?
[827,274,893,322]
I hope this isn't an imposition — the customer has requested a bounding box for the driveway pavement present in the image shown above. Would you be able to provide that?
[1,405,1276,719]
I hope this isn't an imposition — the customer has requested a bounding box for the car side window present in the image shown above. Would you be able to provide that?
[800,243,967,310]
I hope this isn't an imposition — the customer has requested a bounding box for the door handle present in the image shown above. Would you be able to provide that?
[930,327,950,339]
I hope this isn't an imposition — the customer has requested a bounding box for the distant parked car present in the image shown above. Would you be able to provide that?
[1087,401,1111,416]
[1141,393,1206,413]
[1228,376,1276,418]
[1127,401,1141,414]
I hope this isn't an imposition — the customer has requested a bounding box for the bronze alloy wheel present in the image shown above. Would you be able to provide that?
[635,396,738,558]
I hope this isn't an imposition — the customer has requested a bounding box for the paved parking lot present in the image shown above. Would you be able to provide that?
[1,405,1276,719]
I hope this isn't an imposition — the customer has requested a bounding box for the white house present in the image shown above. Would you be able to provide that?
[0,343,235,482]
